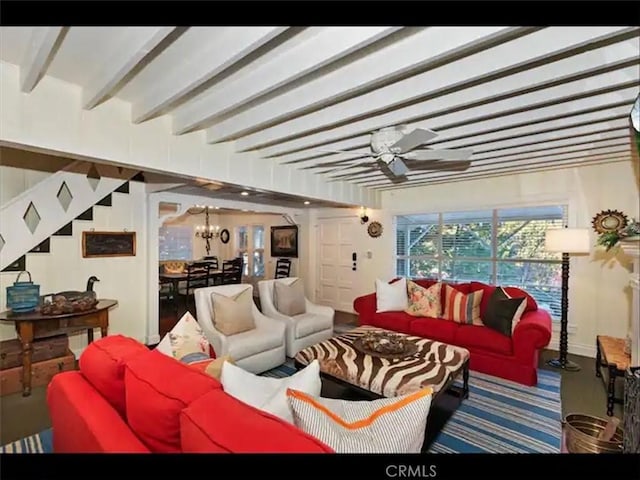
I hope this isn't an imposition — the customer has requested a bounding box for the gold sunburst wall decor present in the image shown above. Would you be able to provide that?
[591,209,629,234]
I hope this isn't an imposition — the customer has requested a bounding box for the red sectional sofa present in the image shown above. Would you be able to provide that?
[353,280,552,386]
[46,335,333,453]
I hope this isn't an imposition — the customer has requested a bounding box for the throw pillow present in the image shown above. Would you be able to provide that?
[274,279,306,316]
[155,312,210,360]
[184,355,235,381]
[286,387,433,453]
[220,360,321,424]
[405,280,442,317]
[483,287,527,336]
[442,285,483,325]
[375,278,409,313]
[211,287,256,336]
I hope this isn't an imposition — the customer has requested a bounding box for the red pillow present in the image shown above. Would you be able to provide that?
[124,349,221,452]
[79,335,149,418]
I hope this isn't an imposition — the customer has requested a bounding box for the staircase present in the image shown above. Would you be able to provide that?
[0,162,139,271]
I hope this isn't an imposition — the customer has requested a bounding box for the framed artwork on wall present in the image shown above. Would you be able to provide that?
[270,225,298,258]
[82,231,137,258]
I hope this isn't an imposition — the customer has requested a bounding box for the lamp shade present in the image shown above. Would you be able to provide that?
[545,228,591,253]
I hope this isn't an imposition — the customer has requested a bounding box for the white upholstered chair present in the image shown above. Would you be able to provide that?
[194,284,286,374]
[258,277,334,357]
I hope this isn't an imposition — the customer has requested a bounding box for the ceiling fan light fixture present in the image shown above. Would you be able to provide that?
[370,125,408,154]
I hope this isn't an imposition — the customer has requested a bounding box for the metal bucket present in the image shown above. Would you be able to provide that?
[564,413,624,453]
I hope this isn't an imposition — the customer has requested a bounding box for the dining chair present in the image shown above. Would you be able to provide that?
[178,261,210,307]
[220,259,242,285]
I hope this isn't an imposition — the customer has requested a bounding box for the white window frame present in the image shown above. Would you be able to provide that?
[235,224,265,279]
[395,205,568,321]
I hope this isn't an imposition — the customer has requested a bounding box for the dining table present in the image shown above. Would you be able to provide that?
[159,270,222,309]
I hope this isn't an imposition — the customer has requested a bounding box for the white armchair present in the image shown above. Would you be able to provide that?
[258,277,334,357]
[194,284,286,374]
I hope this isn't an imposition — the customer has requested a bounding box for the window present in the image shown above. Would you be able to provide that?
[237,226,249,276]
[253,225,265,277]
[236,225,265,278]
[159,225,193,260]
[395,206,566,319]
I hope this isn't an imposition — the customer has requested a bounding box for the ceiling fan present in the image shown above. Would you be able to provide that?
[311,125,473,184]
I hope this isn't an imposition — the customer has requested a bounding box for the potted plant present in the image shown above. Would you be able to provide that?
[596,219,640,251]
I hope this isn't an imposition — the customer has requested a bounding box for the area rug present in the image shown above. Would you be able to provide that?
[0,364,561,454]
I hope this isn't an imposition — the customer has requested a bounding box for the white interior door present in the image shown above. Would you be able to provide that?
[316,217,358,312]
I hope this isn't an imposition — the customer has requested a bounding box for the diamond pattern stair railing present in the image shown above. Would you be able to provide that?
[0,161,138,271]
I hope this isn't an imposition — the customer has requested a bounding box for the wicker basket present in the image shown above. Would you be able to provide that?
[5,271,40,313]
[564,413,624,453]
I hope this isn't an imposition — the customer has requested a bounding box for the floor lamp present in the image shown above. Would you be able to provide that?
[544,227,591,371]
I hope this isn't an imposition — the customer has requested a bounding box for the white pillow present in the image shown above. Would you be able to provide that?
[220,360,321,424]
[375,278,409,312]
[287,387,433,453]
[155,312,210,360]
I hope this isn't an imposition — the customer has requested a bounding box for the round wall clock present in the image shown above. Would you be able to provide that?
[219,228,230,244]
[591,209,628,234]
[367,221,383,238]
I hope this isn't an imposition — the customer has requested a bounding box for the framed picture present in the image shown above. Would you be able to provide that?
[82,231,137,258]
[270,225,298,258]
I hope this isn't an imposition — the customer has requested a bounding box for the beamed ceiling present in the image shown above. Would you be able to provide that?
[1,26,638,192]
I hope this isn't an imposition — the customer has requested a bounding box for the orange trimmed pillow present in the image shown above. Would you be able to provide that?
[405,280,441,317]
[286,387,432,453]
[442,285,483,325]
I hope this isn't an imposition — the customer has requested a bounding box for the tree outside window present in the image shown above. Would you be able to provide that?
[395,206,565,319]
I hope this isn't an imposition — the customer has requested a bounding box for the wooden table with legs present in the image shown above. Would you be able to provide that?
[596,335,631,416]
[0,299,117,396]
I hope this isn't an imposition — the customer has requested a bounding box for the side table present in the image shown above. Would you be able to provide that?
[595,335,631,416]
[0,299,117,396]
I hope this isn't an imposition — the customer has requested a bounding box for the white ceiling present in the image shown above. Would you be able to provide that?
[1,26,638,191]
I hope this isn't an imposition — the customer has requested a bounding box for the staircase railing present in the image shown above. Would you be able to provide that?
[0,161,137,271]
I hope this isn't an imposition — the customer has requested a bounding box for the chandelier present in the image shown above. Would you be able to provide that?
[188,205,220,255]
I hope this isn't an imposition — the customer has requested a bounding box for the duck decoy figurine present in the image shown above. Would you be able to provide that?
[39,276,100,315]
[54,276,100,302]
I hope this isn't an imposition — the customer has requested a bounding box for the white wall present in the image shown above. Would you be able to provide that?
[0,180,149,356]
[0,148,72,204]
[0,166,54,205]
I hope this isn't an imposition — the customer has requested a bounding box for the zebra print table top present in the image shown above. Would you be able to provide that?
[295,326,469,398]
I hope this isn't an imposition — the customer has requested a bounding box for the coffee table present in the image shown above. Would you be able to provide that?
[294,325,470,402]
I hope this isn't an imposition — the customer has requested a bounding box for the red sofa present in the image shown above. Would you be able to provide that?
[353,280,552,386]
[46,335,333,453]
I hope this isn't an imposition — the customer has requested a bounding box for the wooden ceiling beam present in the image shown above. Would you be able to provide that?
[20,27,64,93]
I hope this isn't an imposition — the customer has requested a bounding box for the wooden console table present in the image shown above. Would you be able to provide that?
[596,335,631,416]
[0,299,117,396]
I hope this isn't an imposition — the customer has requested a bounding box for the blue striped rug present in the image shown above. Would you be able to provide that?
[1,365,561,453]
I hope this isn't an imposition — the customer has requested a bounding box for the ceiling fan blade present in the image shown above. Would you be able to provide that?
[388,128,438,154]
[376,159,408,183]
[390,174,409,184]
[404,159,472,172]
[402,149,473,161]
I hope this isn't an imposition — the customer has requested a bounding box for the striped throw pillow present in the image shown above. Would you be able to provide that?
[443,285,484,325]
[286,387,432,453]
